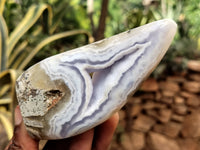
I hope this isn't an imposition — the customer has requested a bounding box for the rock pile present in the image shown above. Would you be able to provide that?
[111,60,200,150]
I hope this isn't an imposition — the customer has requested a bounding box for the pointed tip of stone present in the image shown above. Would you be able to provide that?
[159,19,177,36]
[162,18,177,26]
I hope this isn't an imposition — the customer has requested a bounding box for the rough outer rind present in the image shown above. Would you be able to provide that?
[16,63,71,139]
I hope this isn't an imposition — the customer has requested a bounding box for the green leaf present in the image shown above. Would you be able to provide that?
[0,15,8,72]
[0,112,13,139]
[7,3,53,57]
[8,41,28,68]
[18,29,94,70]
[0,0,6,15]
[0,69,18,98]
[0,69,20,123]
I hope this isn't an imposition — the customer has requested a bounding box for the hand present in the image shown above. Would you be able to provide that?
[5,106,119,150]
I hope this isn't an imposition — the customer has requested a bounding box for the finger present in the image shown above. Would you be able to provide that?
[43,129,94,150]
[69,129,94,150]
[5,106,39,150]
[92,112,119,150]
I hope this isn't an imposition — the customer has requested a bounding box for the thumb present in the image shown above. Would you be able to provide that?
[5,106,39,150]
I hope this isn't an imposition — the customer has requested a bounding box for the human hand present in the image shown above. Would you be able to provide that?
[5,106,119,150]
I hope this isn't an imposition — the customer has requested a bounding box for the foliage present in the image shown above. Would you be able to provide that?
[184,0,200,38]
[106,0,155,37]
[0,107,12,139]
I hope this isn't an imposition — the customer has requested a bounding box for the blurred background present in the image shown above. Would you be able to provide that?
[0,0,200,149]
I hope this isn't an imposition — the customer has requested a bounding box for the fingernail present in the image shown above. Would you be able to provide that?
[15,106,23,126]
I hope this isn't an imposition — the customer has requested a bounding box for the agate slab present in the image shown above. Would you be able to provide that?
[16,19,177,139]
